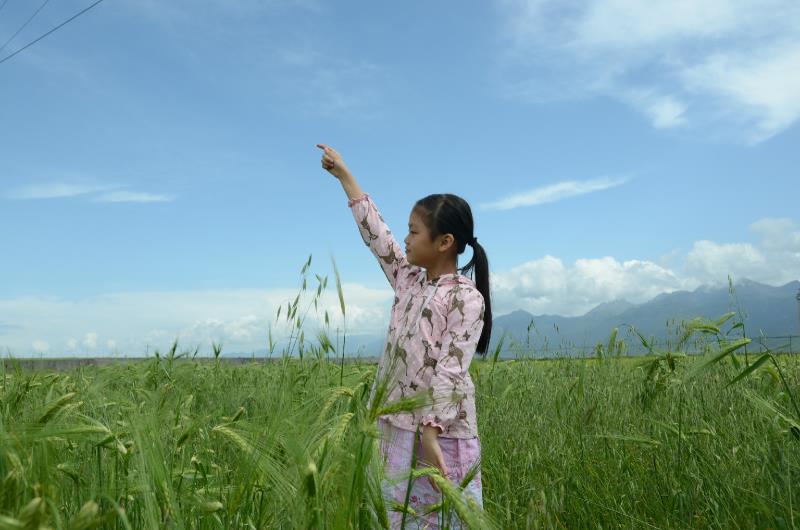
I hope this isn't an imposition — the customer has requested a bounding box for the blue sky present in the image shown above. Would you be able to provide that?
[1,0,798,356]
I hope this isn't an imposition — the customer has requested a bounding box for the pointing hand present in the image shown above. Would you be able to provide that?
[316,144,351,180]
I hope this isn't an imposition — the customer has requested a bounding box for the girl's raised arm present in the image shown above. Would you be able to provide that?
[318,143,418,292]
[317,143,363,201]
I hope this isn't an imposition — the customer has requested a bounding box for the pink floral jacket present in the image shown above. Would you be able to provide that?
[349,193,484,439]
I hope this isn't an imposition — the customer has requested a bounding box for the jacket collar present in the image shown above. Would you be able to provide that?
[423,272,472,287]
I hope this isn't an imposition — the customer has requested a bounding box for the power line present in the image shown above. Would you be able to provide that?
[0,0,10,17]
[0,0,106,66]
[0,0,51,55]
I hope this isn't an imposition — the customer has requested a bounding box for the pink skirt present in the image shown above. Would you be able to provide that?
[377,417,483,529]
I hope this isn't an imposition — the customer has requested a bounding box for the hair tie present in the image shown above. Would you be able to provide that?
[469,236,478,246]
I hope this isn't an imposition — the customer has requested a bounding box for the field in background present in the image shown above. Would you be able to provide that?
[2,343,799,528]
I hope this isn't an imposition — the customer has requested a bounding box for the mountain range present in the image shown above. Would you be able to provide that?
[488,279,800,357]
[232,279,800,359]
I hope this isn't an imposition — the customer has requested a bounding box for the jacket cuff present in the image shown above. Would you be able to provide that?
[347,193,370,207]
[421,415,445,434]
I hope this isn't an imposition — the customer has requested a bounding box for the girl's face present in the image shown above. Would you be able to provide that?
[404,209,453,267]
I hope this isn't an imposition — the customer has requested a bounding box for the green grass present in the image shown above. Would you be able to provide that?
[1,350,799,528]
[2,261,798,528]
[482,353,800,528]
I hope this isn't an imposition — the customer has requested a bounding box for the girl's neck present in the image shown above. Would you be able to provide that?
[425,261,457,282]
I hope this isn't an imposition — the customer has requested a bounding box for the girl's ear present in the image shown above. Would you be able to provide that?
[437,233,456,252]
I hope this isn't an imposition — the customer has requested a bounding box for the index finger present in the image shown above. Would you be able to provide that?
[316,143,330,152]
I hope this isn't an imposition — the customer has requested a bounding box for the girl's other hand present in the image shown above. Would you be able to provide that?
[419,425,449,492]
[316,143,351,180]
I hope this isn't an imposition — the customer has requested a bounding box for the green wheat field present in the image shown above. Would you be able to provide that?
[2,260,798,529]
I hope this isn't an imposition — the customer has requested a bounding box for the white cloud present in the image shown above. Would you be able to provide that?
[5,182,117,199]
[568,0,774,49]
[750,218,800,251]
[93,191,174,203]
[492,216,800,316]
[685,241,766,284]
[497,0,800,142]
[83,332,98,350]
[32,340,50,354]
[480,176,627,210]
[625,90,688,129]
[5,182,174,203]
[680,43,800,143]
[686,217,800,285]
[492,255,694,316]
[0,284,392,357]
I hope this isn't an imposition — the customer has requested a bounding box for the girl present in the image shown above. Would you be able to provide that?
[318,144,492,529]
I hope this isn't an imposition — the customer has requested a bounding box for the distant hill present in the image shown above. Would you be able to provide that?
[489,279,800,357]
[224,332,385,360]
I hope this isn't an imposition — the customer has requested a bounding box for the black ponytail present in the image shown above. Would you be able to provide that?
[461,239,492,354]
[414,194,492,355]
